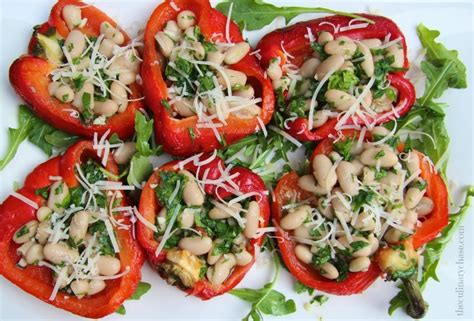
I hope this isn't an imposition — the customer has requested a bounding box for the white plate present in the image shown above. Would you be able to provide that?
[0,0,473,320]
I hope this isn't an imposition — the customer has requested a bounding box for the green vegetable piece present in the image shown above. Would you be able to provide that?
[36,33,64,64]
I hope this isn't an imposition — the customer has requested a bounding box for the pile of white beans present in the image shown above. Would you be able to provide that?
[158,169,260,287]
[155,10,262,120]
[279,127,434,280]
[267,31,404,129]
[14,178,122,299]
[47,5,140,123]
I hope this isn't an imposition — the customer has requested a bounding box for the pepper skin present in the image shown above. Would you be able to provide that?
[0,141,144,318]
[9,0,143,139]
[257,14,416,142]
[137,154,270,299]
[141,0,274,156]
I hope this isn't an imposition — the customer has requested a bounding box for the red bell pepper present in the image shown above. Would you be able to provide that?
[141,0,274,157]
[0,141,144,318]
[257,14,416,142]
[137,154,270,299]
[272,131,448,295]
[309,131,449,248]
[9,0,143,139]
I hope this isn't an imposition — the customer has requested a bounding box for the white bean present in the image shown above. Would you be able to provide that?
[320,262,339,280]
[97,256,121,276]
[217,69,247,88]
[100,21,115,37]
[110,82,128,113]
[94,99,119,117]
[357,42,374,77]
[43,242,79,264]
[65,30,86,59]
[163,20,182,41]
[295,244,313,264]
[207,51,225,65]
[386,44,404,68]
[224,42,250,65]
[325,89,357,111]
[48,82,61,96]
[192,41,205,60]
[244,201,260,239]
[179,236,213,256]
[294,225,312,239]
[297,175,327,195]
[336,161,359,196]
[372,126,391,138]
[47,180,70,214]
[179,170,205,206]
[266,60,282,80]
[99,38,115,58]
[299,58,320,78]
[350,158,364,176]
[72,82,94,112]
[35,221,50,245]
[179,208,196,228]
[361,38,382,49]
[315,54,344,80]
[54,85,75,103]
[25,243,44,265]
[119,70,137,85]
[368,233,379,255]
[13,221,38,244]
[235,249,253,266]
[209,253,236,285]
[207,239,223,265]
[318,31,334,45]
[313,110,328,128]
[360,147,398,168]
[406,152,420,174]
[69,211,89,243]
[88,280,106,296]
[17,241,35,256]
[352,212,375,232]
[177,10,197,30]
[155,32,174,58]
[317,198,334,219]
[62,5,82,30]
[113,142,136,165]
[362,167,376,184]
[280,205,311,230]
[415,197,434,217]
[349,256,371,272]
[71,280,89,298]
[312,154,337,191]
[324,38,356,58]
[235,86,255,99]
[404,187,425,210]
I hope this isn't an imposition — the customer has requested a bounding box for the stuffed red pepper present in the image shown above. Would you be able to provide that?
[137,153,270,299]
[0,141,144,318]
[271,127,448,295]
[9,0,143,139]
[142,0,274,156]
[257,14,416,141]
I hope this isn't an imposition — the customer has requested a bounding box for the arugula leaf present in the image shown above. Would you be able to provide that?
[0,105,77,170]
[417,24,467,105]
[130,282,152,300]
[135,112,154,156]
[388,187,474,315]
[0,105,36,170]
[127,154,153,187]
[294,281,314,295]
[116,282,152,315]
[310,294,329,306]
[230,252,296,320]
[216,0,374,31]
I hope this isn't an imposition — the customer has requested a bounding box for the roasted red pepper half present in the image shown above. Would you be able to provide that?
[142,0,274,156]
[257,14,416,142]
[0,141,144,318]
[9,0,143,139]
[272,130,448,295]
[137,154,270,299]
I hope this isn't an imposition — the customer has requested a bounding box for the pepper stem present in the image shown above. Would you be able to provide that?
[402,277,428,319]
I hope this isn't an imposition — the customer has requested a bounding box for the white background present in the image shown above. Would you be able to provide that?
[0,0,473,320]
